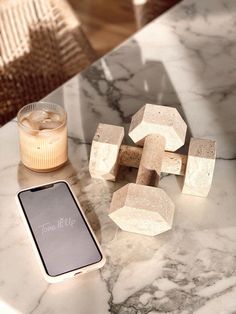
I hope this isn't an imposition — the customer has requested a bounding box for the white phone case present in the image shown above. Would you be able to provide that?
[16,180,106,283]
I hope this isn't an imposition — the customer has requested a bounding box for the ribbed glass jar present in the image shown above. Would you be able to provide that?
[17,102,67,172]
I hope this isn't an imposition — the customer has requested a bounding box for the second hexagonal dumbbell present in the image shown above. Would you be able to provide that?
[109,104,188,236]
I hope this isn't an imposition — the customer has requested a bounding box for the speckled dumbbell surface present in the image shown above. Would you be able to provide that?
[89,104,216,236]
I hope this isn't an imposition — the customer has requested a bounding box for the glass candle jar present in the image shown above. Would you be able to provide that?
[17,102,67,172]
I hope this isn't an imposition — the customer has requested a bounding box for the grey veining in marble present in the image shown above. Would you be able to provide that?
[0,0,236,313]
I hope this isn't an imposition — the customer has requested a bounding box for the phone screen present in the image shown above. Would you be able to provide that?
[18,181,102,277]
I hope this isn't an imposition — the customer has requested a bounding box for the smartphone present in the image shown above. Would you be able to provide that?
[16,180,105,283]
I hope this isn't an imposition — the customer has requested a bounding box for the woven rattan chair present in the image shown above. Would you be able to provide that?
[0,0,96,125]
[132,0,181,29]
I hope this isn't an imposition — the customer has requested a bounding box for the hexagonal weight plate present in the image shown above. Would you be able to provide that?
[182,138,216,197]
[89,123,124,180]
[129,104,187,151]
[108,183,175,236]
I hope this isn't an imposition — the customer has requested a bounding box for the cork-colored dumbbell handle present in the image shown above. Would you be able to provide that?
[136,134,165,186]
[119,145,187,176]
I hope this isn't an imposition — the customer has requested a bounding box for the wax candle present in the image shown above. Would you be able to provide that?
[17,102,67,172]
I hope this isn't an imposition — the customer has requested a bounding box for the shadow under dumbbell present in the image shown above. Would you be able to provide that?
[143,59,193,154]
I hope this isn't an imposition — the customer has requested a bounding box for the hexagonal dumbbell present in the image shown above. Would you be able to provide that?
[107,104,187,236]
[89,104,216,197]
[108,137,176,236]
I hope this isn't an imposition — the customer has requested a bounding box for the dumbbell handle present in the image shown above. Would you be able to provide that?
[119,145,187,176]
[136,134,165,186]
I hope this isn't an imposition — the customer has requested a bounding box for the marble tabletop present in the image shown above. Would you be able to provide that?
[1,0,236,313]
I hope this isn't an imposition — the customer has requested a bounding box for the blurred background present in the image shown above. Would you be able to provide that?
[68,0,180,56]
[0,0,180,126]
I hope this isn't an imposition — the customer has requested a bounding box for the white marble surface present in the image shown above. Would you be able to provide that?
[1,0,236,313]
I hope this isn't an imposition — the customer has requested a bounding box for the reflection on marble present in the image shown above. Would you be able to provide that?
[0,0,236,313]
[46,1,236,159]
